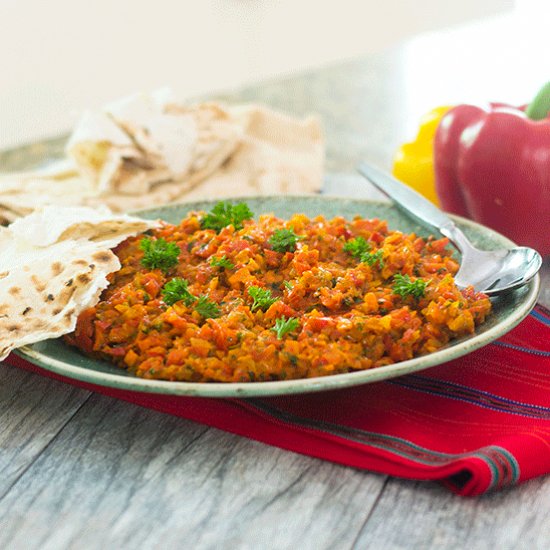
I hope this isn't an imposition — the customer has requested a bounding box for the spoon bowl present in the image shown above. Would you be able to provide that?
[453,244,542,295]
[358,163,542,296]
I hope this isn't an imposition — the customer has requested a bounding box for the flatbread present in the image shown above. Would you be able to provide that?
[0,206,158,361]
[182,104,324,201]
[9,205,157,247]
[0,91,324,222]
[66,94,242,196]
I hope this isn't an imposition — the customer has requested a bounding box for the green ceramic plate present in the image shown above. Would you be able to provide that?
[16,195,540,397]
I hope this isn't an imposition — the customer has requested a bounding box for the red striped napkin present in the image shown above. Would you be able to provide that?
[5,304,550,496]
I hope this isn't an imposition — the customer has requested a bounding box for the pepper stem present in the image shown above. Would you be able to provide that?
[525,81,550,120]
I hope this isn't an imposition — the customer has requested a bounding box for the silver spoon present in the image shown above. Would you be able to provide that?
[357,162,542,296]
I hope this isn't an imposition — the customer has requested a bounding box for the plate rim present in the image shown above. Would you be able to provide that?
[15,194,541,397]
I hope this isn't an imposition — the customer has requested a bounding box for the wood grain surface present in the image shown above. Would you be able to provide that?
[1,49,549,550]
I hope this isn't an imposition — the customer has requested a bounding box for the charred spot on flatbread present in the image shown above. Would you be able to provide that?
[63,309,76,325]
[31,275,47,293]
[22,307,32,316]
[58,285,78,305]
[92,251,113,264]
[51,262,64,276]
[77,273,92,285]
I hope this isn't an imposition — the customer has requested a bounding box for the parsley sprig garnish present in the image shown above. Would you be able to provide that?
[161,278,195,306]
[210,255,234,270]
[343,236,370,258]
[161,278,220,318]
[360,249,384,268]
[195,296,221,319]
[344,237,383,268]
[392,274,429,299]
[248,286,278,312]
[268,228,303,253]
[140,238,180,273]
[201,201,254,232]
[272,316,300,339]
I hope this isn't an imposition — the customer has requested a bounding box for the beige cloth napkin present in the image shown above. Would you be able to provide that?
[0,93,324,223]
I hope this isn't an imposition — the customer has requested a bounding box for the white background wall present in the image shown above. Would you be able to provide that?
[0,0,514,149]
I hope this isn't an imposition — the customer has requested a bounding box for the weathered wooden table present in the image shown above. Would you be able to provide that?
[1,40,549,550]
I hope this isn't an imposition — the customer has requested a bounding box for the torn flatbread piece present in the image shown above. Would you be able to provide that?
[9,205,157,247]
[182,104,324,201]
[0,89,325,223]
[0,206,158,361]
[67,91,242,196]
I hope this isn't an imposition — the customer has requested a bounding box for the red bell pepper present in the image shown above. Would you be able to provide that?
[434,83,550,256]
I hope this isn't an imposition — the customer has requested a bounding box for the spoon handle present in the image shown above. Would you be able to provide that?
[357,162,456,234]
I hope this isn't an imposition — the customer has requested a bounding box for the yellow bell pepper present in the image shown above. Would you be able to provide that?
[392,106,452,206]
